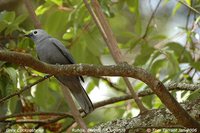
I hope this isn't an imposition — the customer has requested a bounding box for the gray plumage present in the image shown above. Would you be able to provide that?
[26,29,94,114]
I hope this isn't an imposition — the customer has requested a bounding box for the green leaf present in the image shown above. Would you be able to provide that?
[18,37,35,49]
[172,2,181,15]
[4,67,17,88]
[165,51,180,75]
[126,0,139,13]
[100,0,114,17]
[42,10,68,38]
[7,40,16,49]
[93,78,99,86]
[5,24,18,35]
[181,90,190,100]
[134,82,145,91]
[62,32,73,40]
[154,97,163,108]
[33,80,57,110]
[85,31,105,57]
[14,14,28,25]
[3,11,15,23]
[0,21,7,32]
[187,88,200,100]
[49,0,63,6]
[70,40,101,64]
[0,61,6,68]
[147,51,162,69]
[104,108,124,120]
[142,95,153,108]
[8,96,18,114]
[185,0,191,6]
[190,62,200,71]
[126,0,141,34]
[0,75,9,97]
[150,59,166,75]
[149,35,166,41]
[166,42,192,62]
[0,72,17,114]
[134,44,155,66]
[86,81,96,93]
[35,2,53,16]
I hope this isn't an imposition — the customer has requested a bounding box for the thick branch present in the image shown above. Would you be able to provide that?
[93,98,200,133]
[0,50,199,129]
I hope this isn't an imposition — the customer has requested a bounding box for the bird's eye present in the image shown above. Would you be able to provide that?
[34,31,37,34]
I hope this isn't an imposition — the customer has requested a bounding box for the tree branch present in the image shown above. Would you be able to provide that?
[1,74,197,107]
[93,98,200,133]
[142,0,161,38]
[1,115,67,125]
[0,113,72,132]
[1,82,197,118]
[24,0,41,29]
[1,81,197,120]
[0,112,73,122]
[177,0,200,15]
[83,0,148,113]
[0,50,199,129]
[138,82,200,97]
[98,77,127,93]
[1,82,198,132]
[0,75,52,104]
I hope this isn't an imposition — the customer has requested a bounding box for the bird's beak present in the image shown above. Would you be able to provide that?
[24,33,33,38]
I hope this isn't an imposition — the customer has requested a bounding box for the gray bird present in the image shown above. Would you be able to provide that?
[25,29,94,114]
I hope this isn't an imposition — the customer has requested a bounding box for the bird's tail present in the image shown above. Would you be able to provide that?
[56,76,94,114]
[70,84,94,114]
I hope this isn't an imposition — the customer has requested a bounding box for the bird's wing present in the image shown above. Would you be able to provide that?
[50,38,84,82]
[50,38,75,64]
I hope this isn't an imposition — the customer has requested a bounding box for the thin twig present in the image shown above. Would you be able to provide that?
[178,1,192,62]
[143,0,162,38]
[33,114,73,131]
[24,0,42,28]
[138,82,200,97]
[2,115,68,125]
[58,5,74,11]
[0,112,73,122]
[98,77,127,93]
[0,75,52,104]
[177,0,200,15]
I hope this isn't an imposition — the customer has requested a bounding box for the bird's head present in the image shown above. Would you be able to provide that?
[25,29,49,42]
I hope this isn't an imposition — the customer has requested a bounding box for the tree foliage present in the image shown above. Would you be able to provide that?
[0,0,200,132]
